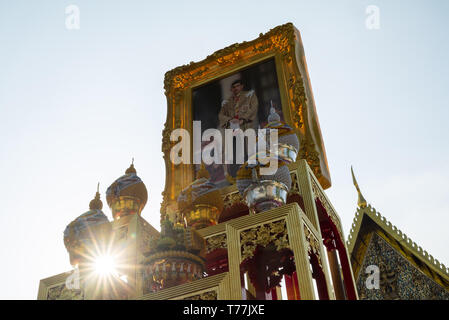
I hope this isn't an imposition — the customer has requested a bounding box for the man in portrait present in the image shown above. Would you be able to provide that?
[217,79,259,180]
[218,79,259,131]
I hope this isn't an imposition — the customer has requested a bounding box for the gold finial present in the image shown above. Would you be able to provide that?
[89,182,103,210]
[351,166,367,208]
[196,163,210,179]
[125,158,137,174]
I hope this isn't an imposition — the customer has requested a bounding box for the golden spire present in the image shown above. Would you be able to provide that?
[89,182,103,210]
[196,163,210,179]
[351,166,367,208]
[125,158,137,174]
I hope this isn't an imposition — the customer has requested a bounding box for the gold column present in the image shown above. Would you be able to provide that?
[297,160,336,299]
[226,224,243,300]
[286,205,315,300]
[296,160,320,232]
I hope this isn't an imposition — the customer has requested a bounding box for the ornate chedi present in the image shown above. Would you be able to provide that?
[236,157,292,213]
[235,111,298,214]
[63,185,112,267]
[143,218,206,292]
[106,161,148,220]
[177,165,224,229]
[62,187,133,300]
[264,107,299,164]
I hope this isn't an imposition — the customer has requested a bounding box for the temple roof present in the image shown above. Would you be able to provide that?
[347,204,449,290]
[347,168,449,292]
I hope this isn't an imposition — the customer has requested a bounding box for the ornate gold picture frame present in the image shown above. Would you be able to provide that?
[161,23,331,217]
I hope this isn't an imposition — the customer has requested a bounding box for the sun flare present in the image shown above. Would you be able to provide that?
[94,255,117,276]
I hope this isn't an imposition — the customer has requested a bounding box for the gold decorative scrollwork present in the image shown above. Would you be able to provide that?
[164,23,296,100]
[183,290,218,300]
[252,25,295,63]
[216,51,241,66]
[240,219,290,261]
[299,137,321,179]
[303,225,322,267]
[164,65,209,97]
[288,171,300,196]
[206,233,227,254]
[289,74,305,129]
[162,119,182,159]
[223,191,244,210]
[47,283,83,300]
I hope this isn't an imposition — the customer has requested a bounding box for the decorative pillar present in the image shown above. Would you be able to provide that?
[226,224,243,300]
[286,206,316,299]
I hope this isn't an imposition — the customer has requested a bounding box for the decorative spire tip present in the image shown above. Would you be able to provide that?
[351,166,367,209]
[89,182,103,210]
[196,163,210,179]
[126,158,137,174]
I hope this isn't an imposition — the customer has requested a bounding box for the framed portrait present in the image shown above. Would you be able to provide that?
[192,58,284,188]
[161,23,331,216]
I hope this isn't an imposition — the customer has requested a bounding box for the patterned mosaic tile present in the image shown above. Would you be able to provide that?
[356,233,449,300]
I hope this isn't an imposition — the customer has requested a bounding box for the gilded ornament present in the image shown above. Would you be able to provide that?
[303,225,322,267]
[206,233,227,253]
[288,74,305,129]
[240,219,290,261]
[299,138,321,179]
[47,283,83,300]
[274,234,289,251]
[183,290,218,300]
[223,191,244,210]
[288,171,300,196]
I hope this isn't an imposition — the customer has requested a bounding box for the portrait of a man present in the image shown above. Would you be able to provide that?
[218,79,259,132]
[192,58,283,188]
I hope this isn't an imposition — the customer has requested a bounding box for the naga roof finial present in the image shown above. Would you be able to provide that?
[351,166,367,208]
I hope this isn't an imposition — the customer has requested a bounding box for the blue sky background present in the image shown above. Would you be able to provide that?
[0,0,448,299]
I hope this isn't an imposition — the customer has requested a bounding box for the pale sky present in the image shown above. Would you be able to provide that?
[0,0,448,299]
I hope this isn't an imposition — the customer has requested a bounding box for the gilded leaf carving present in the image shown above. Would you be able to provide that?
[240,219,289,261]
[288,171,300,196]
[164,23,296,98]
[47,283,83,300]
[303,224,322,267]
[183,290,217,300]
[223,191,245,210]
[289,73,305,129]
[206,233,227,253]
